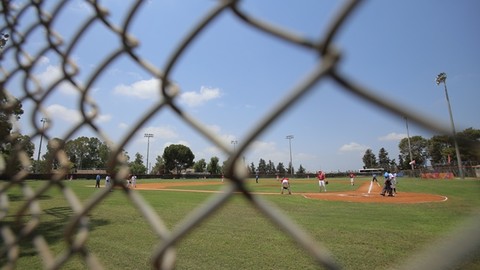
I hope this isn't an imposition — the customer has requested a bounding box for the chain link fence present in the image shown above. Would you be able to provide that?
[1,0,479,269]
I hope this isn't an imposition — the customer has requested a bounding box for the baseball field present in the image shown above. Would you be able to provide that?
[2,177,479,269]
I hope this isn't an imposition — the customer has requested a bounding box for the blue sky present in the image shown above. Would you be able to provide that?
[5,0,480,173]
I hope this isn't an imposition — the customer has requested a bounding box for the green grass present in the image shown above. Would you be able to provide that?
[1,177,479,269]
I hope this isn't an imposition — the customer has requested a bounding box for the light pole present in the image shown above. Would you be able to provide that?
[36,118,47,173]
[404,117,415,174]
[144,133,153,174]
[231,140,238,152]
[436,72,464,179]
[286,135,294,176]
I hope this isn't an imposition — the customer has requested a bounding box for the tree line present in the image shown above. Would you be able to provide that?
[38,140,304,176]
[27,127,480,177]
[2,97,479,176]
[362,128,480,171]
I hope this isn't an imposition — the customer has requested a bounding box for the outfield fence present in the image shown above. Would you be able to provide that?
[1,1,479,269]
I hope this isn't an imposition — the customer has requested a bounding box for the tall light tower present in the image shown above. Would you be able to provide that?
[404,117,415,173]
[286,135,294,176]
[231,140,238,152]
[144,133,153,174]
[36,118,48,173]
[435,72,464,179]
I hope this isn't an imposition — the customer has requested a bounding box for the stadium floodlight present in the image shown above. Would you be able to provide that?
[0,32,9,49]
[435,72,446,85]
[404,117,415,174]
[435,72,464,179]
[231,140,238,152]
[286,135,294,176]
[144,133,154,174]
[36,118,48,173]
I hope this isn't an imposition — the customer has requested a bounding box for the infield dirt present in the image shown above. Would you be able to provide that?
[135,180,447,204]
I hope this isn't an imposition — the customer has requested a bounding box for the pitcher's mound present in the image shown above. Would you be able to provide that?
[303,182,447,203]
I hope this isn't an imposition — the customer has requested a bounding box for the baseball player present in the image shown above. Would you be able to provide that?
[317,170,327,192]
[281,177,292,195]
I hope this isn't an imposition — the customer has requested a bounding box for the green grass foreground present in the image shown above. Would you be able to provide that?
[1,177,479,269]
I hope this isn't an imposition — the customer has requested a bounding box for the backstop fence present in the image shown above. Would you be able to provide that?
[1,1,479,269]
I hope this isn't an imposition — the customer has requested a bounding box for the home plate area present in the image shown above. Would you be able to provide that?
[302,181,447,204]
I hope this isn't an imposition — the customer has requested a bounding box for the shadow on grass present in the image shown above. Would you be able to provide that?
[7,194,52,202]
[0,206,111,266]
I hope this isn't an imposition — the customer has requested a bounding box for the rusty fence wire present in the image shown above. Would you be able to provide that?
[1,0,479,269]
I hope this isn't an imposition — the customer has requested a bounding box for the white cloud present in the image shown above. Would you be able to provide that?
[190,127,239,161]
[245,140,286,164]
[95,114,112,123]
[113,78,160,99]
[68,1,91,13]
[46,104,82,123]
[38,56,50,65]
[118,122,129,129]
[35,64,79,95]
[196,139,285,167]
[180,86,221,107]
[46,104,110,125]
[144,126,178,140]
[41,64,62,82]
[378,132,406,141]
[202,145,224,160]
[248,141,277,154]
[113,82,221,106]
[107,68,143,81]
[339,142,369,152]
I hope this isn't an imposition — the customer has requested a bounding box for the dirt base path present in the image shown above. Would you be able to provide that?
[135,181,447,204]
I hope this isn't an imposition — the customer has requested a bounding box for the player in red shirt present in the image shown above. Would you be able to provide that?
[349,173,355,186]
[317,170,327,192]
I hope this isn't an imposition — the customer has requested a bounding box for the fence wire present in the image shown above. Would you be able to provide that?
[1,0,479,269]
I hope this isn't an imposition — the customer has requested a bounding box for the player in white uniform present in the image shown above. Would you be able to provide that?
[131,175,137,188]
[105,175,111,188]
[281,177,292,195]
[391,172,397,195]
